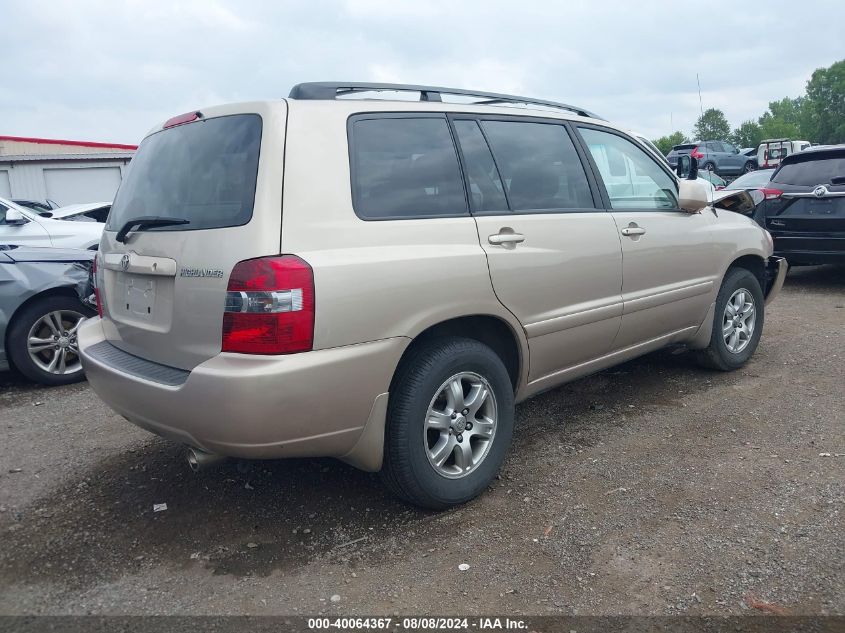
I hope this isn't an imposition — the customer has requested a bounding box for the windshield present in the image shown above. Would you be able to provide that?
[726,169,775,189]
[772,154,845,187]
[107,114,262,232]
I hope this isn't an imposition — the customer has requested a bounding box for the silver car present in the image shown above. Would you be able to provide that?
[0,245,94,385]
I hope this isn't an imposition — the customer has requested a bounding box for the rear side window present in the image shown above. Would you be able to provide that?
[452,120,508,212]
[350,117,467,219]
[772,155,845,186]
[578,127,678,210]
[107,114,261,232]
[481,121,594,211]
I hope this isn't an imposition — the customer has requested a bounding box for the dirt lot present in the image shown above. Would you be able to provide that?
[0,266,842,616]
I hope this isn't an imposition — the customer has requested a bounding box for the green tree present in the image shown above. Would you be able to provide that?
[802,59,845,144]
[758,97,804,140]
[693,108,731,140]
[730,120,762,148]
[652,131,687,155]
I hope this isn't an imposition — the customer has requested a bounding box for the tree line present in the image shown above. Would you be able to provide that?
[652,59,844,155]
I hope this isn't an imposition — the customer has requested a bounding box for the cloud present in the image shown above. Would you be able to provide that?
[1,0,842,143]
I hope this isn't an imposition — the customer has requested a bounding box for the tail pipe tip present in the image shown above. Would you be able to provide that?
[185,447,226,472]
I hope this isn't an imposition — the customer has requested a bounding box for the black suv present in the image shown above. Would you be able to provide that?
[755,145,845,265]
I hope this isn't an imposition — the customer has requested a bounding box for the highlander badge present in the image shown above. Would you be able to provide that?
[180,267,224,278]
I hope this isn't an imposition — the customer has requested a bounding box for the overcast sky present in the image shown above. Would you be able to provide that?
[2,0,843,145]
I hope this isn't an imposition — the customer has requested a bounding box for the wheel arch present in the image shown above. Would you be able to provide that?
[727,253,766,291]
[391,314,526,394]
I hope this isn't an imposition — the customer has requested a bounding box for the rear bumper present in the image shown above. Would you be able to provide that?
[78,318,407,466]
[764,257,787,306]
[772,233,845,265]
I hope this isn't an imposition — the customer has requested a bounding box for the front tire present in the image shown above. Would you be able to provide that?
[7,294,93,386]
[694,268,764,371]
[380,337,514,510]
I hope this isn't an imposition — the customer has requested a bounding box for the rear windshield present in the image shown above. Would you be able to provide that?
[672,144,696,151]
[107,114,262,232]
[725,169,775,189]
[771,154,845,187]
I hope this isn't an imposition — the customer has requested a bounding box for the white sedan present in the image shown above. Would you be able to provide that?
[0,197,103,250]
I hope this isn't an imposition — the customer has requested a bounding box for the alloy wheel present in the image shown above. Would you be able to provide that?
[722,288,756,353]
[26,310,85,375]
[423,372,498,479]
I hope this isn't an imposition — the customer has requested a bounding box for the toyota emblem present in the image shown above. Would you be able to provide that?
[120,254,131,271]
[813,185,828,198]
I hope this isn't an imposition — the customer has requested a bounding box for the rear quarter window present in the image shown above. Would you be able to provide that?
[107,114,262,232]
[349,116,467,220]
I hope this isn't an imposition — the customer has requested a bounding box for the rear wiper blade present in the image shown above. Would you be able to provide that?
[829,176,845,186]
[115,216,190,243]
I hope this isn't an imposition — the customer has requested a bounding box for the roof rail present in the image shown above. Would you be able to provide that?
[288,82,602,120]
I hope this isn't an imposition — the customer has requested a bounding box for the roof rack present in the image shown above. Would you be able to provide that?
[288,82,602,120]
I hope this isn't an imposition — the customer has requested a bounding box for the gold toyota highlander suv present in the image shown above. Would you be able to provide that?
[79,82,787,509]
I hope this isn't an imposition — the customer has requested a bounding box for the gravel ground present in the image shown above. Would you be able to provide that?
[0,265,842,616]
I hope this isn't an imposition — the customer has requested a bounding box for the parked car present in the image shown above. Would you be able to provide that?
[667,141,756,176]
[723,168,776,191]
[0,197,104,250]
[12,199,61,216]
[696,169,727,190]
[78,82,786,509]
[757,139,811,170]
[48,202,112,224]
[753,144,845,265]
[0,245,95,385]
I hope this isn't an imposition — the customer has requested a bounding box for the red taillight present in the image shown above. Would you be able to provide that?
[163,111,202,129]
[690,146,704,160]
[92,253,103,318]
[760,187,783,200]
[221,255,315,355]
[715,185,725,191]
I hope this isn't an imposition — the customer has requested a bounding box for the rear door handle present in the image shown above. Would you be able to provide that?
[488,232,525,245]
[620,225,646,237]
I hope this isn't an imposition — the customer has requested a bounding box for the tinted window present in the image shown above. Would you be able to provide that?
[772,154,845,187]
[453,120,507,212]
[579,128,678,209]
[107,114,261,232]
[481,121,594,211]
[350,117,467,219]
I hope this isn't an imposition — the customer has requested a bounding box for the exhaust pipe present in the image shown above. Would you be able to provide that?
[185,447,226,472]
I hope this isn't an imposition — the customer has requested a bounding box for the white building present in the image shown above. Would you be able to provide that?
[0,135,136,206]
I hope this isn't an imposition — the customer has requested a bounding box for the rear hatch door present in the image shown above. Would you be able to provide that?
[765,150,845,235]
[97,102,287,370]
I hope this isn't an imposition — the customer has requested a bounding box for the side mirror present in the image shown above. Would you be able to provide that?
[4,209,27,225]
[678,179,709,213]
[675,155,699,180]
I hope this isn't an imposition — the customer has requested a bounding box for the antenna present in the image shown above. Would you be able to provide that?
[696,73,704,117]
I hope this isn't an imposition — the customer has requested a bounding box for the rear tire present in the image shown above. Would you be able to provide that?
[743,161,756,173]
[702,161,717,173]
[7,294,93,386]
[694,268,764,371]
[380,337,514,510]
